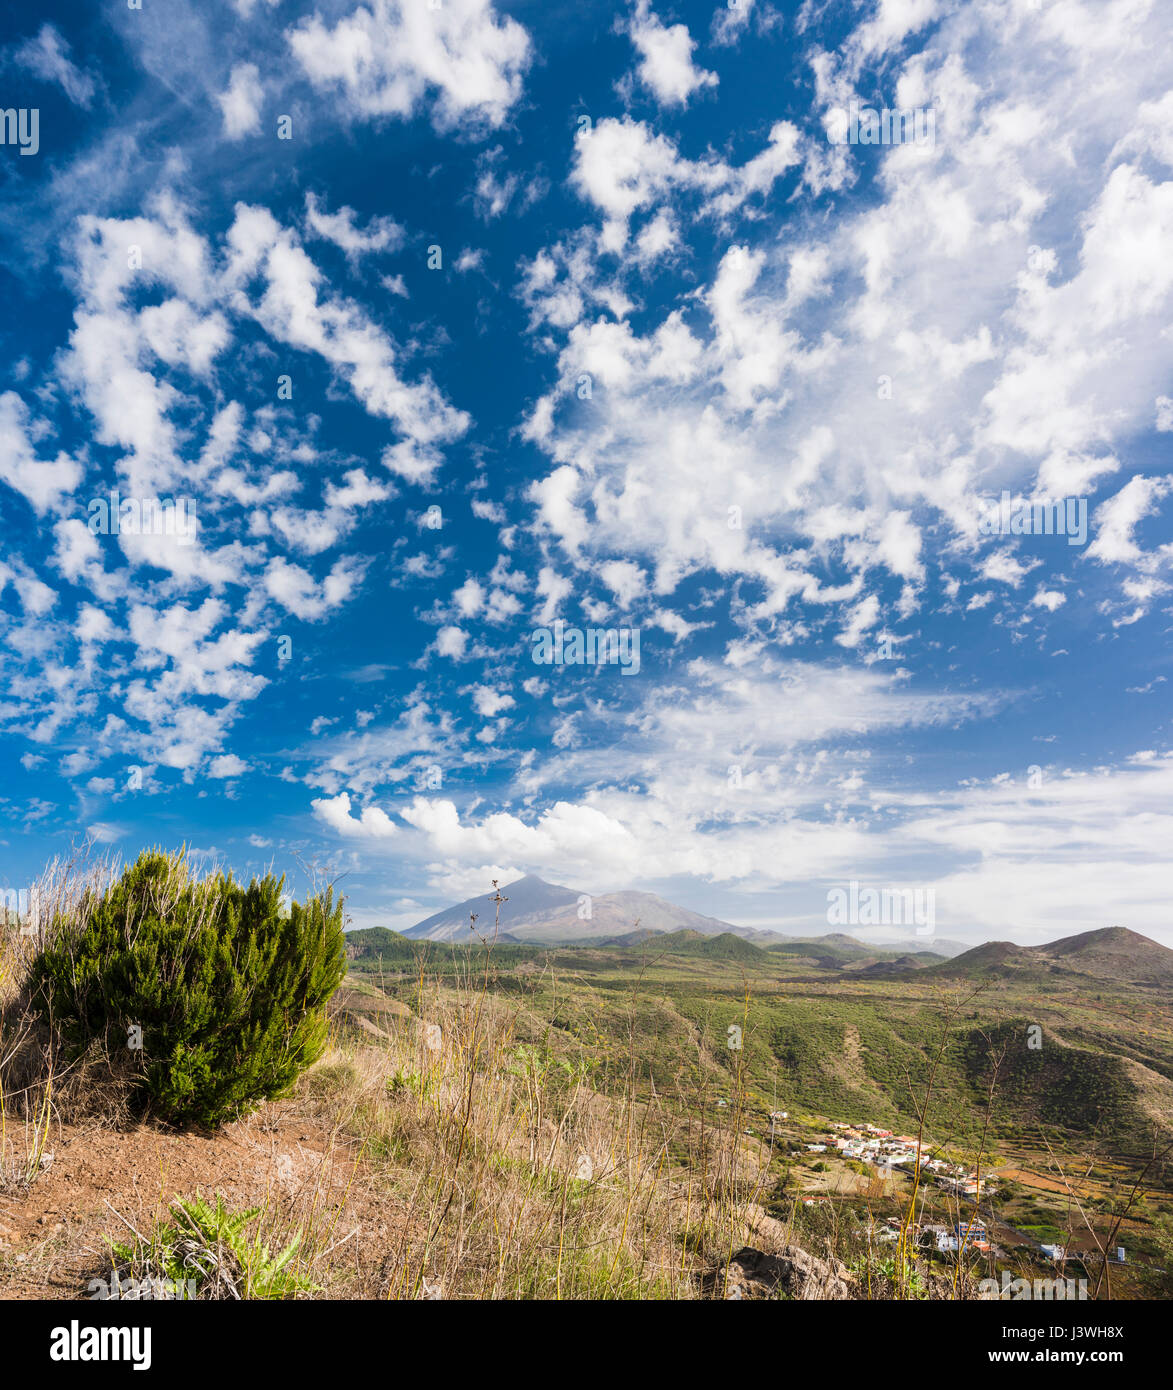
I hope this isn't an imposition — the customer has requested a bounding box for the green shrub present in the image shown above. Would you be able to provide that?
[30,850,345,1128]
[108,1193,315,1300]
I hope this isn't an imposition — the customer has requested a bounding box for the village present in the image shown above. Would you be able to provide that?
[723,1103,995,1207]
[789,1117,1004,1257]
[791,1120,1123,1275]
[805,1120,994,1200]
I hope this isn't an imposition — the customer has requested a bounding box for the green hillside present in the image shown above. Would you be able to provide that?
[344,922,1173,1157]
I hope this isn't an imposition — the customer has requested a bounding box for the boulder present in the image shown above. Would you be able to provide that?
[711,1244,856,1300]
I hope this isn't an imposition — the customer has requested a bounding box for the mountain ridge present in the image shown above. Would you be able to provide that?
[400,873,749,944]
[386,878,1161,963]
[926,926,1173,987]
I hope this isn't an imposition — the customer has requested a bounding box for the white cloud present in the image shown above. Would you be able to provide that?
[453,577,485,617]
[264,556,366,620]
[472,146,544,221]
[354,657,1173,942]
[288,0,532,133]
[224,204,470,456]
[11,23,95,107]
[75,603,114,645]
[401,795,637,865]
[569,117,802,253]
[324,468,394,511]
[217,63,264,139]
[598,559,648,608]
[1,181,466,799]
[0,560,55,617]
[1088,475,1173,567]
[712,0,780,48]
[1031,587,1066,611]
[471,685,515,717]
[434,625,468,659]
[980,551,1038,588]
[0,392,82,514]
[624,1,717,108]
[312,790,398,838]
[304,192,403,262]
[835,594,880,648]
[523,0,1173,650]
[209,753,249,778]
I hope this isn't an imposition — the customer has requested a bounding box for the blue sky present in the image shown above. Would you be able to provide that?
[1,0,1171,945]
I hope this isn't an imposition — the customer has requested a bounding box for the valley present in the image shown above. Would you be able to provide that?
[345,883,1173,1298]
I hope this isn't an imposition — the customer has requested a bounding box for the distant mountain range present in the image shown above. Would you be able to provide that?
[398,874,969,955]
[402,873,740,944]
[925,926,1173,989]
[344,915,1173,1154]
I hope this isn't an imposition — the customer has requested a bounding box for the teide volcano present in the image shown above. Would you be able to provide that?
[401,874,746,944]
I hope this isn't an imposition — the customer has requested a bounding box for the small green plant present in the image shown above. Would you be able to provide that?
[30,850,346,1128]
[387,1065,435,1099]
[108,1193,315,1300]
[850,1253,930,1300]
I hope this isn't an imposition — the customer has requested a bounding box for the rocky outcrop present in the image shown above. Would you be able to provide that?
[710,1244,856,1300]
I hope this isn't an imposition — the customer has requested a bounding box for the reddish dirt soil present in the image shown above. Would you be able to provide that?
[0,1101,396,1299]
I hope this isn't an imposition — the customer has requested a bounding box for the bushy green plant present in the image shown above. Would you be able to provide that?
[109,1193,315,1299]
[386,1064,435,1100]
[850,1254,930,1300]
[30,850,345,1127]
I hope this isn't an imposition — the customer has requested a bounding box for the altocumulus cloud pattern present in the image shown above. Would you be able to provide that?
[1,0,1171,944]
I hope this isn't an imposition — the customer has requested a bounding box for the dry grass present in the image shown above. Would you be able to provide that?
[0,849,150,1185]
[0,861,1008,1300]
[309,980,757,1298]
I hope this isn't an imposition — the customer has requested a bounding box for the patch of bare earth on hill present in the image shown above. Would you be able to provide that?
[821,1024,886,1111]
[0,1094,407,1300]
[1118,1058,1173,1132]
